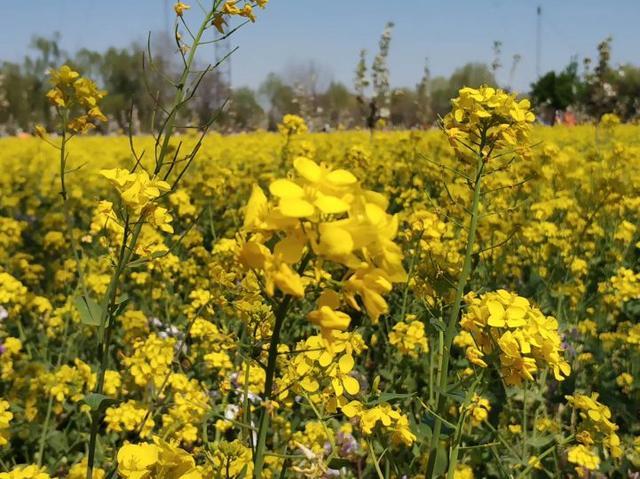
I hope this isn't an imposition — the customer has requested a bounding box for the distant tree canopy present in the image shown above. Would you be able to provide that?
[530,62,581,112]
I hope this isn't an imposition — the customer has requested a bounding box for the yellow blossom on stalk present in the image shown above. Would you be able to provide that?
[100,168,171,215]
[566,393,622,459]
[207,440,253,477]
[341,400,416,446]
[616,372,633,392]
[0,400,13,446]
[276,331,366,404]
[443,85,534,155]
[307,289,351,337]
[0,465,50,479]
[0,272,27,306]
[67,459,105,479]
[388,315,428,358]
[567,445,601,478]
[105,400,154,437]
[463,394,491,427]
[460,290,571,385]
[453,464,474,479]
[46,65,106,133]
[599,267,640,309]
[174,2,190,15]
[117,437,202,479]
[240,149,405,324]
[122,333,175,389]
[278,114,308,136]
[599,113,621,128]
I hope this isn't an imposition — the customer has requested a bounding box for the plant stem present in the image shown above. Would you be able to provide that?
[253,294,292,478]
[85,8,219,478]
[515,435,574,479]
[425,153,485,478]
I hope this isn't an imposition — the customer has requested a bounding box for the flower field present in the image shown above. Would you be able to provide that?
[1,114,639,478]
[0,2,639,478]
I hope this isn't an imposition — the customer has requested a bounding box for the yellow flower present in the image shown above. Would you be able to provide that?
[174,2,190,16]
[278,114,308,135]
[443,85,534,156]
[453,464,474,479]
[117,437,201,479]
[388,316,428,358]
[67,458,105,479]
[463,394,491,427]
[567,445,600,477]
[307,289,351,336]
[0,400,13,447]
[460,290,570,385]
[0,465,50,479]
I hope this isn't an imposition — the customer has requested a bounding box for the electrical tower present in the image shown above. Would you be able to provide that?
[214,30,232,110]
[536,5,542,78]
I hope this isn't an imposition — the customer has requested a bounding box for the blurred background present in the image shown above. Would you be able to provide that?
[1,0,639,133]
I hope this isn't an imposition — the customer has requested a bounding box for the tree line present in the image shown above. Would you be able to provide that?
[0,31,638,135]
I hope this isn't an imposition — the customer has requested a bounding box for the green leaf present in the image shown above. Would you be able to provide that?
[433,446,448,477]
[328,458,353,469]
[84,393,118,412]
[527,434,556,449]
[365,391,414,406]
[74,295,102,327]
[430,318,446,332]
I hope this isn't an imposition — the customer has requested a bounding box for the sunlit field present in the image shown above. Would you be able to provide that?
[1,1,640,478]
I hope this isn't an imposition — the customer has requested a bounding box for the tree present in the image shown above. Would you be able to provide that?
[228,87,264,130]
[530,61,582,115]
[354,22,395,130]
[259,73,298,131]
[415,58,432,127]
[431,63,496,119]
[319,82,356,128]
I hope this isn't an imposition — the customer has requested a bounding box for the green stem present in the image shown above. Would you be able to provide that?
[522,382,528,460]
[36,396,54,466]
[515,435,574,479]
[367,441,386,479]
[253,295,293,478]
[446,374,482,479]
[87,220,141,479]
[425,153,485,478]
[154,5,215,177]
[85,7,219,478]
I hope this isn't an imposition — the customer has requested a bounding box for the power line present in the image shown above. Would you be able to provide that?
[536,5,542,78]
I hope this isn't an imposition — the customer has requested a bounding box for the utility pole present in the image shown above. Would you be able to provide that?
[214,30,232,110]
[536,5,542,78]
[164,0,170,36]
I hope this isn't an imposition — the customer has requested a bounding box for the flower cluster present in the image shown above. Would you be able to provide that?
[278,114,308,136]
[45,65,106,133]
[240,155,406,334]
[212,0,268,33]
[388,315,429,358]
[443,85,535,154]
[342,400,416,446]
[566,393,622,477]
[460,290,571,385]
[117,437,202,479]
[598,266,640,309]
[463,394,491,427]
[0,466,50,479]
[277,331,366,408]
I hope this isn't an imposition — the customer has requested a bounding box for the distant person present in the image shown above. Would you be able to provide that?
[563,109,576,126]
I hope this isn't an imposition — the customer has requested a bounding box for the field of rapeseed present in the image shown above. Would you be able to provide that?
[1,2,639,479]
[2,111,640,478]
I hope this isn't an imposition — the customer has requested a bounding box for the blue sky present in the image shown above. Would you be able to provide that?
[2,0,638,93]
